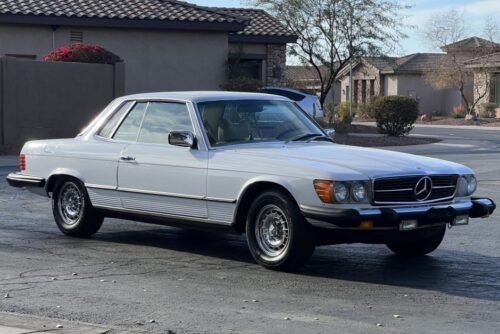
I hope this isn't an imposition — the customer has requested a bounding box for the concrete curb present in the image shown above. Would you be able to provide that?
[0,312,141,334]
[353,121,500,131]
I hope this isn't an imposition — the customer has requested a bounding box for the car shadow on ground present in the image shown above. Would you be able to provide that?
[94,225,500,302]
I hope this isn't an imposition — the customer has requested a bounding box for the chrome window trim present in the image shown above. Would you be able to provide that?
[94,100,136,139]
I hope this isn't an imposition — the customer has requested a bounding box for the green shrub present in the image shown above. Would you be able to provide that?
[452,104,466,118]
[43,43,121,64]
[480,102,497,118]
[221,76,261,92]
[357,97,379,119]
[373,96,419,136]
[336,102,355,124]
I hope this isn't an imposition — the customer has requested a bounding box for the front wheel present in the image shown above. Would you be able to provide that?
[245,190,315,272]
[52,178,103,237]
[386,225,446,256]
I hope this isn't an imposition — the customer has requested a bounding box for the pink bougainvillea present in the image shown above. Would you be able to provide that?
[43,43,121,64]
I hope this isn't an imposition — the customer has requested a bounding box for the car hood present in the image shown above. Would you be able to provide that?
[221,142,471,179]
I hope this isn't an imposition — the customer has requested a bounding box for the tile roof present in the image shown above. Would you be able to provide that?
[464,52,500,67]
[0,0,247,31]
[393,53,447,72]
[216,8,296,42]
[441,36,500,51]
[0,1,296,42]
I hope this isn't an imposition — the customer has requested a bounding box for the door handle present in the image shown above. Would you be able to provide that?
[120,155,136,161]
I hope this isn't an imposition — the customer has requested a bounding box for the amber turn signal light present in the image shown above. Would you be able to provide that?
[313,180,334,203]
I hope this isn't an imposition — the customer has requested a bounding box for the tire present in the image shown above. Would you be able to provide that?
[386,225,446,256]
[52,178,103,237]
[245,190,315,272]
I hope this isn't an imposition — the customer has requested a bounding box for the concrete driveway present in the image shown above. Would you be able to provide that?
[0,126,499,334]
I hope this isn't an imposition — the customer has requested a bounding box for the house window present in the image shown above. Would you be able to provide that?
[238,59,262,80]
[70,31,83,43]
[361,80,367,103]
[369,80,375,97]
[353,80,359,103]
[495,75,500,106]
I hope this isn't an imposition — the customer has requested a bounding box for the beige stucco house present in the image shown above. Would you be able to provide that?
[288,37,500,116]
[0,0,296,94]
[465,52,500,115]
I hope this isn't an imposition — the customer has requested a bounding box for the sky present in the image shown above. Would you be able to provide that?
[189,0,500,56]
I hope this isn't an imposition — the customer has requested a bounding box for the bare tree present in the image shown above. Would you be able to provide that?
[423,9,500,117]
[252,0,408,125]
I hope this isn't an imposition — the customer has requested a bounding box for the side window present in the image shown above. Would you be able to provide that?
[137,102,193,145]
[113,102,148,141]
[97,101,133,138]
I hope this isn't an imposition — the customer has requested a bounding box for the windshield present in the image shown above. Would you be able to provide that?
[197,100,324,146]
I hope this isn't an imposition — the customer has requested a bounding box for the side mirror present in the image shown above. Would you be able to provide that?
[324,128,335,139]
[168,131,197,149]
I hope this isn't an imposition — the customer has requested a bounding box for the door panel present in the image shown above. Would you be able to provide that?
[117,144,208,217]
[116,101,208,218]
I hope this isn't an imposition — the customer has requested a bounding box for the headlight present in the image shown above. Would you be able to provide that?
[314,180,370,203]
[351,182,368,202]
[467,175,477,195]
[333,182,349,203]
[456,174,477,196]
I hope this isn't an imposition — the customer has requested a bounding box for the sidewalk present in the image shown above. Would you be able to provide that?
[353,121,500,131]
[0,313,139,334]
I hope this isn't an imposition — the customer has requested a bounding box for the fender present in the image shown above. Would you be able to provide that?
[45,168,86,196]
[232,175,298,224]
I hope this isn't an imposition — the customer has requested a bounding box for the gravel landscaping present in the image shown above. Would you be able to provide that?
[332,124,441,147]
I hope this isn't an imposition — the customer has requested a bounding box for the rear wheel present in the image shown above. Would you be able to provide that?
[245,190,315,272]
[52,178,103,237]
[386,225,446,256]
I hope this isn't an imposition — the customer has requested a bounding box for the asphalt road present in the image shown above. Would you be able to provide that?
[1,126,500,334]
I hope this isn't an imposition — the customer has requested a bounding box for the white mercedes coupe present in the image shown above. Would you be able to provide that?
[7,92,496,271]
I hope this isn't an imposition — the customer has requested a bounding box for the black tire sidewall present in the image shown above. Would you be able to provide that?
[52,178,102,237]
[246,190,314,270]
[387,225,446,256]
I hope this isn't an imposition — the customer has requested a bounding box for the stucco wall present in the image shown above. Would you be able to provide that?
[384,75,398,96]
[0,57,124,147]
[395,75,463,115]
[0,24,228,94]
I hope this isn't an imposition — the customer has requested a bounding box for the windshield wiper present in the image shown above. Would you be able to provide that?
[285,133,329,144]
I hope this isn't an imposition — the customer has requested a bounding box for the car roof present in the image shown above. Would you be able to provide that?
[120,91,290,103]
[262,87,314,96]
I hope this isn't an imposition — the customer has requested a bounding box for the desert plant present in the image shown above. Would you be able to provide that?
[480,102,497,118]
[356,97,380,119]
[452,104,466,119]
[44,43,121,64]
[335,102,355,124]
[373,96,419,136]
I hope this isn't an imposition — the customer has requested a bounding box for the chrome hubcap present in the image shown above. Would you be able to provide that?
[58,183,83,226]
[255,204,290,258]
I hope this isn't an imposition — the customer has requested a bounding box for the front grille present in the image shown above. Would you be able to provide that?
[373,174,458,204]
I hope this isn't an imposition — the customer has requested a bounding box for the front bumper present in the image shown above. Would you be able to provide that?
[6,173,45,188]
[301,197,496,231]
